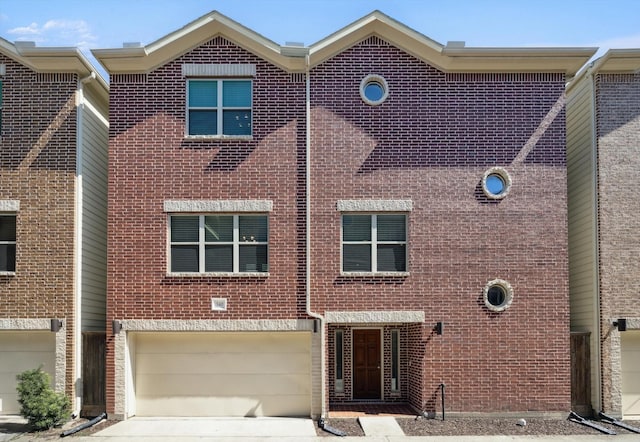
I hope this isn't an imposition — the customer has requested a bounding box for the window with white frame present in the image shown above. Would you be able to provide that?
[0,214,16,273]
[187,79,252,136]
[169,214,267,274]
[342,214,407,273]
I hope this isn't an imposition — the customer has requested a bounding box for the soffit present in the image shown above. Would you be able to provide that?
[0,37,109,105]
[593,49,640,73]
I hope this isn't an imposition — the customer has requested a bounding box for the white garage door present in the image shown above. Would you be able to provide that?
[621,330,640,418]
[0,331,56,415]
[133,331,311,417]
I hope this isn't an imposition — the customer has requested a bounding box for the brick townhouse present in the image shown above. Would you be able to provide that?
[0,38,108,415]
[567,48,640,419]
[92,10,594,419]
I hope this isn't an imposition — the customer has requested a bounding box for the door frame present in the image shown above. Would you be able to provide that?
[351,327,384,400]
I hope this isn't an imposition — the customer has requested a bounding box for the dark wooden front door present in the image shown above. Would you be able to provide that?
[353,329,381,399]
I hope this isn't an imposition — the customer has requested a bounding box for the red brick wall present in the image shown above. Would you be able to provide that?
[311,37,570,412]
[0,54,78,398]
[105,37,307,412]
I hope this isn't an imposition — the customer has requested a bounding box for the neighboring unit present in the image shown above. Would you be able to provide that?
[0,38,108,416]
[567,49,640,419]
[92,10,595,419]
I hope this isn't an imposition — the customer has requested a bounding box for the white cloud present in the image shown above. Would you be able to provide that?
[7,19,97,50]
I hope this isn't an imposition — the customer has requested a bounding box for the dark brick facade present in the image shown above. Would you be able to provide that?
[0,54,78,399]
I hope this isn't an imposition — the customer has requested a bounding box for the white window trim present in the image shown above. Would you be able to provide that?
[168,214,268,276]
[185,78,253,139]
[340,213,409,276]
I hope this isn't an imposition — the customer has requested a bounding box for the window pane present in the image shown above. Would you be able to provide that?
[343,215,371,241]
[336,330,344,380]
[391,330,399,380]
[0,244,15,272]
[239,216,267,242]
[171,245,199,272]
[377,244,406,272]
[189,81,217,107]
[222,110,251,135]
[205,245,233,272]
[171,216,199,242]
[189,110,217,135]
[343,244,371,272]
[377,215,406,241]
[223,81,251,107]
[204,216,233,242]
[239,244,267,272]
[0,216,16,241]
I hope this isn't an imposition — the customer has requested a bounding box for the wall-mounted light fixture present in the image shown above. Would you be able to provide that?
[112,320,123,334]
[50,319,63,332]
[313,319,320,333]
[435,321,444,335]
[613,319,627,332]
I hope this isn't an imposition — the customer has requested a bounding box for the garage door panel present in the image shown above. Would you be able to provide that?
[136,332,309,354]
[621,331,640,418]
[0,332,55,415]
[135,395,310,417]
[136,352,309,375]
[133,332,311,417]
[136,373,310,397]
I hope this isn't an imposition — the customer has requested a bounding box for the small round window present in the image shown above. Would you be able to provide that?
[482,167,512,199]
[483,279,514,312]
[360,74,389,105]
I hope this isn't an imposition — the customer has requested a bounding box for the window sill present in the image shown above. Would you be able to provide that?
[0,271,15,277]
[167,272,269,278]
[184,135,253,141]
[340,271,409,278]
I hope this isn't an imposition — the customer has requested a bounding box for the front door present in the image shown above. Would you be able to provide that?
[353,329,381,399]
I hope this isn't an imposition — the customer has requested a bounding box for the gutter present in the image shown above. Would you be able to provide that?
[304,53,326,419]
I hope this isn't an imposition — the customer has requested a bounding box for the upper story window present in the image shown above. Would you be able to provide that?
[0,214,16,273]
[187,79,252,137]
[0,78,3,132]
[342,214,407,273]
[169,214,267,274]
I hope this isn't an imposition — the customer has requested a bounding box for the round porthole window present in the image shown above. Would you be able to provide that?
[360,74,389,105]
[481,167,512,199]
[483,279,514,312]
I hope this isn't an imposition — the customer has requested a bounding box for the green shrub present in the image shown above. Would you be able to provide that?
[16,367,71,430]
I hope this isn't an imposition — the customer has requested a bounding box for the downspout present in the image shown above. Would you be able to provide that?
[73,71,97,416]
[304,54,326,419]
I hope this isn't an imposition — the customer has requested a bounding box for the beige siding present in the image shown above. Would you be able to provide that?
[80,90,109,332]
[566,73,600,411]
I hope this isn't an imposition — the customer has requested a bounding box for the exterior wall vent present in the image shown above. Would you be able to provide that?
[211,298,228,311]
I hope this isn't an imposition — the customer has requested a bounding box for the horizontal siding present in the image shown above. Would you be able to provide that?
[566,75,597,332]
[81,100,109,332]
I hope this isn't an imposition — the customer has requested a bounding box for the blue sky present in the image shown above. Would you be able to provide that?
[2,0,640,80]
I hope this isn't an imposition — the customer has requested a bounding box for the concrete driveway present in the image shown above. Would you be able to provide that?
[0,416,28,442]
[90,416,318,440]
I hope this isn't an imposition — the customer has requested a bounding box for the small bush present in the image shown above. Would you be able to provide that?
[16,367,71,430]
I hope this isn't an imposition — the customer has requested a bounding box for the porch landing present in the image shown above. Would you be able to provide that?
[328,403,417,418]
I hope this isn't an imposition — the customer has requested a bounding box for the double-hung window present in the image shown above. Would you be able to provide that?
[342,214,407,273]
[169,214,267,274]
[0,214,16,273]
[187,79,252,136]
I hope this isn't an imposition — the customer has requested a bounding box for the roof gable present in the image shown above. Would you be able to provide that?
[309,10,596,76]
[92,11,307,74]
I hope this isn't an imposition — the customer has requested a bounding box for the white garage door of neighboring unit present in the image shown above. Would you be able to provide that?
[133,331,311,417]
[0,332,56,415]
[621,331,640,418]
